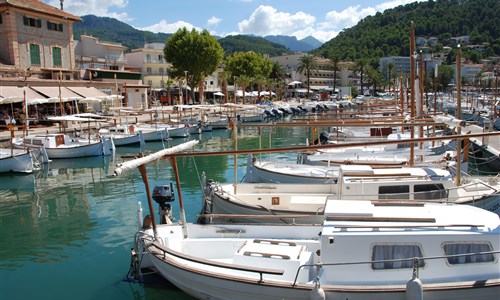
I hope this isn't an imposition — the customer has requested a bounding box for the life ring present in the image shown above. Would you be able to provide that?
[7,124,14,131]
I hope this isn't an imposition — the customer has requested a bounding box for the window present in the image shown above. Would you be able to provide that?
[23,16,41,28]
[372,245,425,270]
[52,47,62,67]
[378,185,410,200]
[159,68,164,75]
[146,54,151,63]
[109,65,119,70]
[158,55,164,62]
[47,21,63,32]
[443,243,494,265]
[0,14,3,24]
[414,184,446,200]
[146,67,152,75]
[29,44,41,65]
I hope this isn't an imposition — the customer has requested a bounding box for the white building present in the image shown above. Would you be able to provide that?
[126,43,171,89]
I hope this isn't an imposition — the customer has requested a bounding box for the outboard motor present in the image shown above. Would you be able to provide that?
[152,183,175,224]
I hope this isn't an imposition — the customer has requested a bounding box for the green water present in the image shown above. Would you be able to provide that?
[0,126,306,300]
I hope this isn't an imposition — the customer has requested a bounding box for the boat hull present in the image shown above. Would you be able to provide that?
[0,149,34,173]
[44,141,107,159]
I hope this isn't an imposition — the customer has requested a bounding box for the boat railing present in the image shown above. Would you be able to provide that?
[148,241,284,282]
[292,249,500,287]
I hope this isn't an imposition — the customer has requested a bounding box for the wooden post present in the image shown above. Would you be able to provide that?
[409,21,416,166]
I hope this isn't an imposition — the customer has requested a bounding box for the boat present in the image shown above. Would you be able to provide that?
[133,124,170,141]
[12,133,111,159]
[0,148,36,173]
[99,125,145,146]
[126,162,500,299]
[205,163,500,223]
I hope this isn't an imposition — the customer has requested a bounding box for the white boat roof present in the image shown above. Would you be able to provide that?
[340,165,451,178]
[323,200,499,231]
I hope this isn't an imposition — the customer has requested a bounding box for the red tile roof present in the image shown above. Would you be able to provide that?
[0,0,82,21]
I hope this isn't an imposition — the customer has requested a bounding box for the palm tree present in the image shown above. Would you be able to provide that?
[328,53,340,94]
[218,70,230,103]
[386,63,396,93]
[355,59,369,95]
[297,54,318,98]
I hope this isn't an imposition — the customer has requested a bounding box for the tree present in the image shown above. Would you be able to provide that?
[225,51,273,103]
[355,59,369,95]
[438,65,454,92]
[296,54,319,97]
[327,53,340,93]
[164,27,223,104]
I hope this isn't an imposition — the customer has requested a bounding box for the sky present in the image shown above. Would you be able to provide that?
[45,0,426,43]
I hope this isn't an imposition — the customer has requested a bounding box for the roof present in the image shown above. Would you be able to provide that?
[0,0,82,22]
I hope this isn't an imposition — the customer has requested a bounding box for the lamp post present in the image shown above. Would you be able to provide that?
[184,70,188,105]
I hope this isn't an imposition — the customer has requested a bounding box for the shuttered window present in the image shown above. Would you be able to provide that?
[30,44,41,65]
[52,47,62,67]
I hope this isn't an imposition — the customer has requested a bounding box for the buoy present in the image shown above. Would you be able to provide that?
[406,258,423,300]
[310,284,325,300]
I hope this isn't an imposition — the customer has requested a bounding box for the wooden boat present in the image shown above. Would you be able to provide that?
[118,130,500,299]
[204,164,500,223]
[133,124,170,141]
[99,125,145,146]
[12,133,111,159]
[0,148,35,173]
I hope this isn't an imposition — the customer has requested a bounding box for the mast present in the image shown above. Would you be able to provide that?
[455,44,462,186]
[409,21,416,166]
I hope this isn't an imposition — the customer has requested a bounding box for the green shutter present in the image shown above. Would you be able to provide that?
[36,19,41,28]
[47,20,51,29]
[52,47,62,67]
[23,16,29,26]
[30,44,40,65]
[58,24,63,32]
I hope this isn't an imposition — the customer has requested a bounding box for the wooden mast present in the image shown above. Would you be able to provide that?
[455,44,462,186]
[409,21,416,166]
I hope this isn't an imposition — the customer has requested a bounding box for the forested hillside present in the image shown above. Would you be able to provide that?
[73,15,171,50]
[317,0,499,62]
[218,35,290,56]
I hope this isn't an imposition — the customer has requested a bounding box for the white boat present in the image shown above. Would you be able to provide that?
[13,134,111,159]
[113,142,500,299]
[99,125,145,146]
[165,124,189,138]
[132,199,500,299]
[133,124,169,141]
[0,148,35,173]
[206,164,500,223]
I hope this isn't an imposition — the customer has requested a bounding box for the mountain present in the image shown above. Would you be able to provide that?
[73,15,312,55]
[264,35,322,52]
[218,35,289,56]
[73,15,171,50]
[316,0,499,63]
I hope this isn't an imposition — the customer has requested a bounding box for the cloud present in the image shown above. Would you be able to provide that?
[207,17,221,27]
[375,0,427,11]
[45,0,132,21]
[238,5,315,36]
[323,6,376,31]
[139,20,201,34]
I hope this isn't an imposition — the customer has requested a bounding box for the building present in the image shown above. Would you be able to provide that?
[126,43,171,89]
[270,53,355,98]
[0,0,81,80]
[74,35,128,75]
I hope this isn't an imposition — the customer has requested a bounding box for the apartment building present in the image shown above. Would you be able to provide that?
[0,0,81,80]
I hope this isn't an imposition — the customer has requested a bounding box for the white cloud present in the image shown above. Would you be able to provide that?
[45,0,132,21]
[139,20,201,34]
[238,5,315,36]
[323,6,376,31]
[207,17,221,27]
[375,0,427,11]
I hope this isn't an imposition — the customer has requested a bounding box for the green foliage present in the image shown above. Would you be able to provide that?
[73,15,171,50]
[225,51,273,81]
[316,0,500,61]
[164,28,224,100]
[219,35,289,56]
[438,64,455,91]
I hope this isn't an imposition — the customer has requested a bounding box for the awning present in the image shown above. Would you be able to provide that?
[288,81,302,85]
[30,86,83,102]
[0,86,48,104]
[67,86,115,101]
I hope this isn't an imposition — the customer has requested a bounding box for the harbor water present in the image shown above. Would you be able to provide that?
[0,123,497,300]
[0,125,306,300]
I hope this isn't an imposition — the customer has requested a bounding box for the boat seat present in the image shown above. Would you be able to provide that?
[234,239,313,282]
